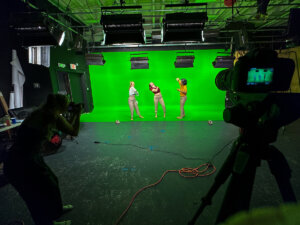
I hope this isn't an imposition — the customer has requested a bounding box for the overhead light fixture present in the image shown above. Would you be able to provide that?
[201,30,205,42]
[151,31,162,44]
[212,56,235,68]
[59,31,65,46]
[162,12,208,43]
[100,14,145,45]
[130,56,149,69]
[10,12,66,46]
[174,55,195,68]
[85,53,105,65]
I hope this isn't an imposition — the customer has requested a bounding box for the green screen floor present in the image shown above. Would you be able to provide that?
[81,105,225,122]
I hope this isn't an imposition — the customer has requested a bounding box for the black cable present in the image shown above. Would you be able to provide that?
[210,138,237,162]
[94,137,237,162]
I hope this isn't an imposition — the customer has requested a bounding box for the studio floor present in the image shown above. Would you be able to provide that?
[1,120,300,225]
[80,105,224,122]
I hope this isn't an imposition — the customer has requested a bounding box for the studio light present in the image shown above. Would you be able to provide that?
[59,31,65,46]
[174,55,195,68]
[162,12,208,42]
[10,13,66,46]
[85,54,105,65]
[212,56,235,68]
[100,14,145,45]
[130,57,149,69]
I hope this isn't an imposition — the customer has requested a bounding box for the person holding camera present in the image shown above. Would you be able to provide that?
[149,82,166,118]
[4,94,82,225]
[128,81,144,121]
[176,78,187,119]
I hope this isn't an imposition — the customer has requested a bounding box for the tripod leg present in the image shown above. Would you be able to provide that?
[266,146,297,203]
[188,140,241,225]
[215,149,259,224]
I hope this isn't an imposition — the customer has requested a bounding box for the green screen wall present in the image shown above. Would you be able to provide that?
[81,49,227,122]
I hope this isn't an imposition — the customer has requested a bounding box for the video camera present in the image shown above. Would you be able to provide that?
[215,49,295,93]
[215,48,300,131]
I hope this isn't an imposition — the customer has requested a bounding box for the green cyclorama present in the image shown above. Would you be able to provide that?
[81,49,226,122]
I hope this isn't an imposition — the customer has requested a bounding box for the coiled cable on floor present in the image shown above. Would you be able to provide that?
[94,138,236,225]
[115,163,216,225]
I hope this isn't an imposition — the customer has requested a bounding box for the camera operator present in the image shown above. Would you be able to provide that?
[3,94,82,225]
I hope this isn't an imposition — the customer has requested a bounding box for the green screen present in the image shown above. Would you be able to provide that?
[81,49,227,122]
[247,68,274,85]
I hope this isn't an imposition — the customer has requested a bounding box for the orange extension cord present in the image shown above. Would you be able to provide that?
[115,163,217,225]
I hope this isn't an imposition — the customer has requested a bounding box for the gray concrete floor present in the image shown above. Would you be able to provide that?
[0,120,299,225]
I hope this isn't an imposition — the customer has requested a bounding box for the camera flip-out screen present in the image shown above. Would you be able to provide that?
[247,68,274,86]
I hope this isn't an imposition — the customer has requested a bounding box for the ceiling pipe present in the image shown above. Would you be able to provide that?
[25,1,84,38]
[45,3,300,16]
[87,39,287,49]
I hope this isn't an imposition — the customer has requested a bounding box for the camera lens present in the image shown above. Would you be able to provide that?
[215,69,231,91]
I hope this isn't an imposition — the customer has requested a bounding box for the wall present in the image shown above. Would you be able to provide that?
[0,0,94,111]
[49,46,94,112]
[89,50,225,109]
[0,0,54,108]
[0,2,12,104]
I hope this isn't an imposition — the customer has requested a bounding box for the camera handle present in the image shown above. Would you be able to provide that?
[188,130,297,225]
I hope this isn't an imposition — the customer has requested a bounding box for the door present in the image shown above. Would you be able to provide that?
[68,72,84,105]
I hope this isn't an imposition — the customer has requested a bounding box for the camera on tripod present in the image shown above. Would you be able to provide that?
[188,48,300,225]
[214,49,297,130]
[215,49,295,93]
